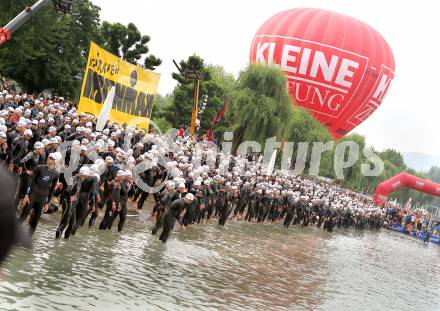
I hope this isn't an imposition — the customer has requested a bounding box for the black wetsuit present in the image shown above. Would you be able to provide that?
[159,198,187,243]
[99,164,119,209]
[182,188,199,226]
[235,187,248,216]
[10,136,29,169]
[197,186,211,223]
[16,151,40,208]
[219,192,236,226]
[136,167,157,210]
[83,175,100,228]
[19,165,59,235]
[72,176,98,234]
[110,181,131,232]
[56,175,81,239]
[245,190,256,222]
[152,190,173,235]
[100,179,119,230]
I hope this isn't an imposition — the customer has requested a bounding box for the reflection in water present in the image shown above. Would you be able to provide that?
[0,212,439,311]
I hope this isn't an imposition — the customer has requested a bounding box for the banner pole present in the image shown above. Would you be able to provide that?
[0,0,51,46]
[190,78,200,136]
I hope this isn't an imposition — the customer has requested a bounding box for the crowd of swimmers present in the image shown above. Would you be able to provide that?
[0,89,397,243]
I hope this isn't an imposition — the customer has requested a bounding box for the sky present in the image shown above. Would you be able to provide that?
[93,0,440,155]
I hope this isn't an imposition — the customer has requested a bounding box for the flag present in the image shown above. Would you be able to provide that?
[78,42,160,130]
[211,101,228,127]
[96,86,115,132]
[265,150,277,176]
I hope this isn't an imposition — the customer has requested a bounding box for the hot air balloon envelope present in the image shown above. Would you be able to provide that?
[250,8,395,139]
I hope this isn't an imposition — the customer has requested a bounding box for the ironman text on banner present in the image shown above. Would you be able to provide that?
[77,41,161,130]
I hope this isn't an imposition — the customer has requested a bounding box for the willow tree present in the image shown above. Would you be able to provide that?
[228,64,294,152]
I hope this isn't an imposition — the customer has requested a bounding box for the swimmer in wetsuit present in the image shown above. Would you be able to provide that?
[19,153,60,236]
[56,166,89,239]
[158,193,195,243]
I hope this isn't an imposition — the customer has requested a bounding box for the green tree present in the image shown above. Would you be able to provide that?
[426,166,440,183]
[162,55,233,138]
[283,108,332,176]
[99,21,161,70]
[150,93,172,133]
[162,55,207,128]
[227,64,294,152]
[0,0,101,97]
[199,65,235,137]
[379,149,406,170]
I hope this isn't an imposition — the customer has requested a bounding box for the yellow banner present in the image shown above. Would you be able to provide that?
[77,42,161,129]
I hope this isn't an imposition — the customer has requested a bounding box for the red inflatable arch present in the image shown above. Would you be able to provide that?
[374,172,440,205]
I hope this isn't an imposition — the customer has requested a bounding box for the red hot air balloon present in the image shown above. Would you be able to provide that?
[250,8,395,139]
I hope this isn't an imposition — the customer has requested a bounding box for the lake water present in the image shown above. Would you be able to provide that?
[1,208,439,311]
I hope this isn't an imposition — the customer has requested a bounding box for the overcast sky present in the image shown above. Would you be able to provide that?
[93,0,439,155]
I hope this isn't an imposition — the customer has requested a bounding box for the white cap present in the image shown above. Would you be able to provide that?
[117,170,125,177]
[50,138,58,144]
[115,147,124,154]
[34,142,45,149]
[178,182,185,189]
[185,193,195,201]
[79,166,90,176]
[24,129,33,137]
[124,170,132,177]
[90,164,100,174]
[48,152,62,161]
[0,132,6,139]
[32,120,38,125]
[105,156,113,163]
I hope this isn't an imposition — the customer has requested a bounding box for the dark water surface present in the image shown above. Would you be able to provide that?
[0,210,439,311]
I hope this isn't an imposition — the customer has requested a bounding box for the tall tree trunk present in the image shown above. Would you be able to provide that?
[232,125,246,155]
